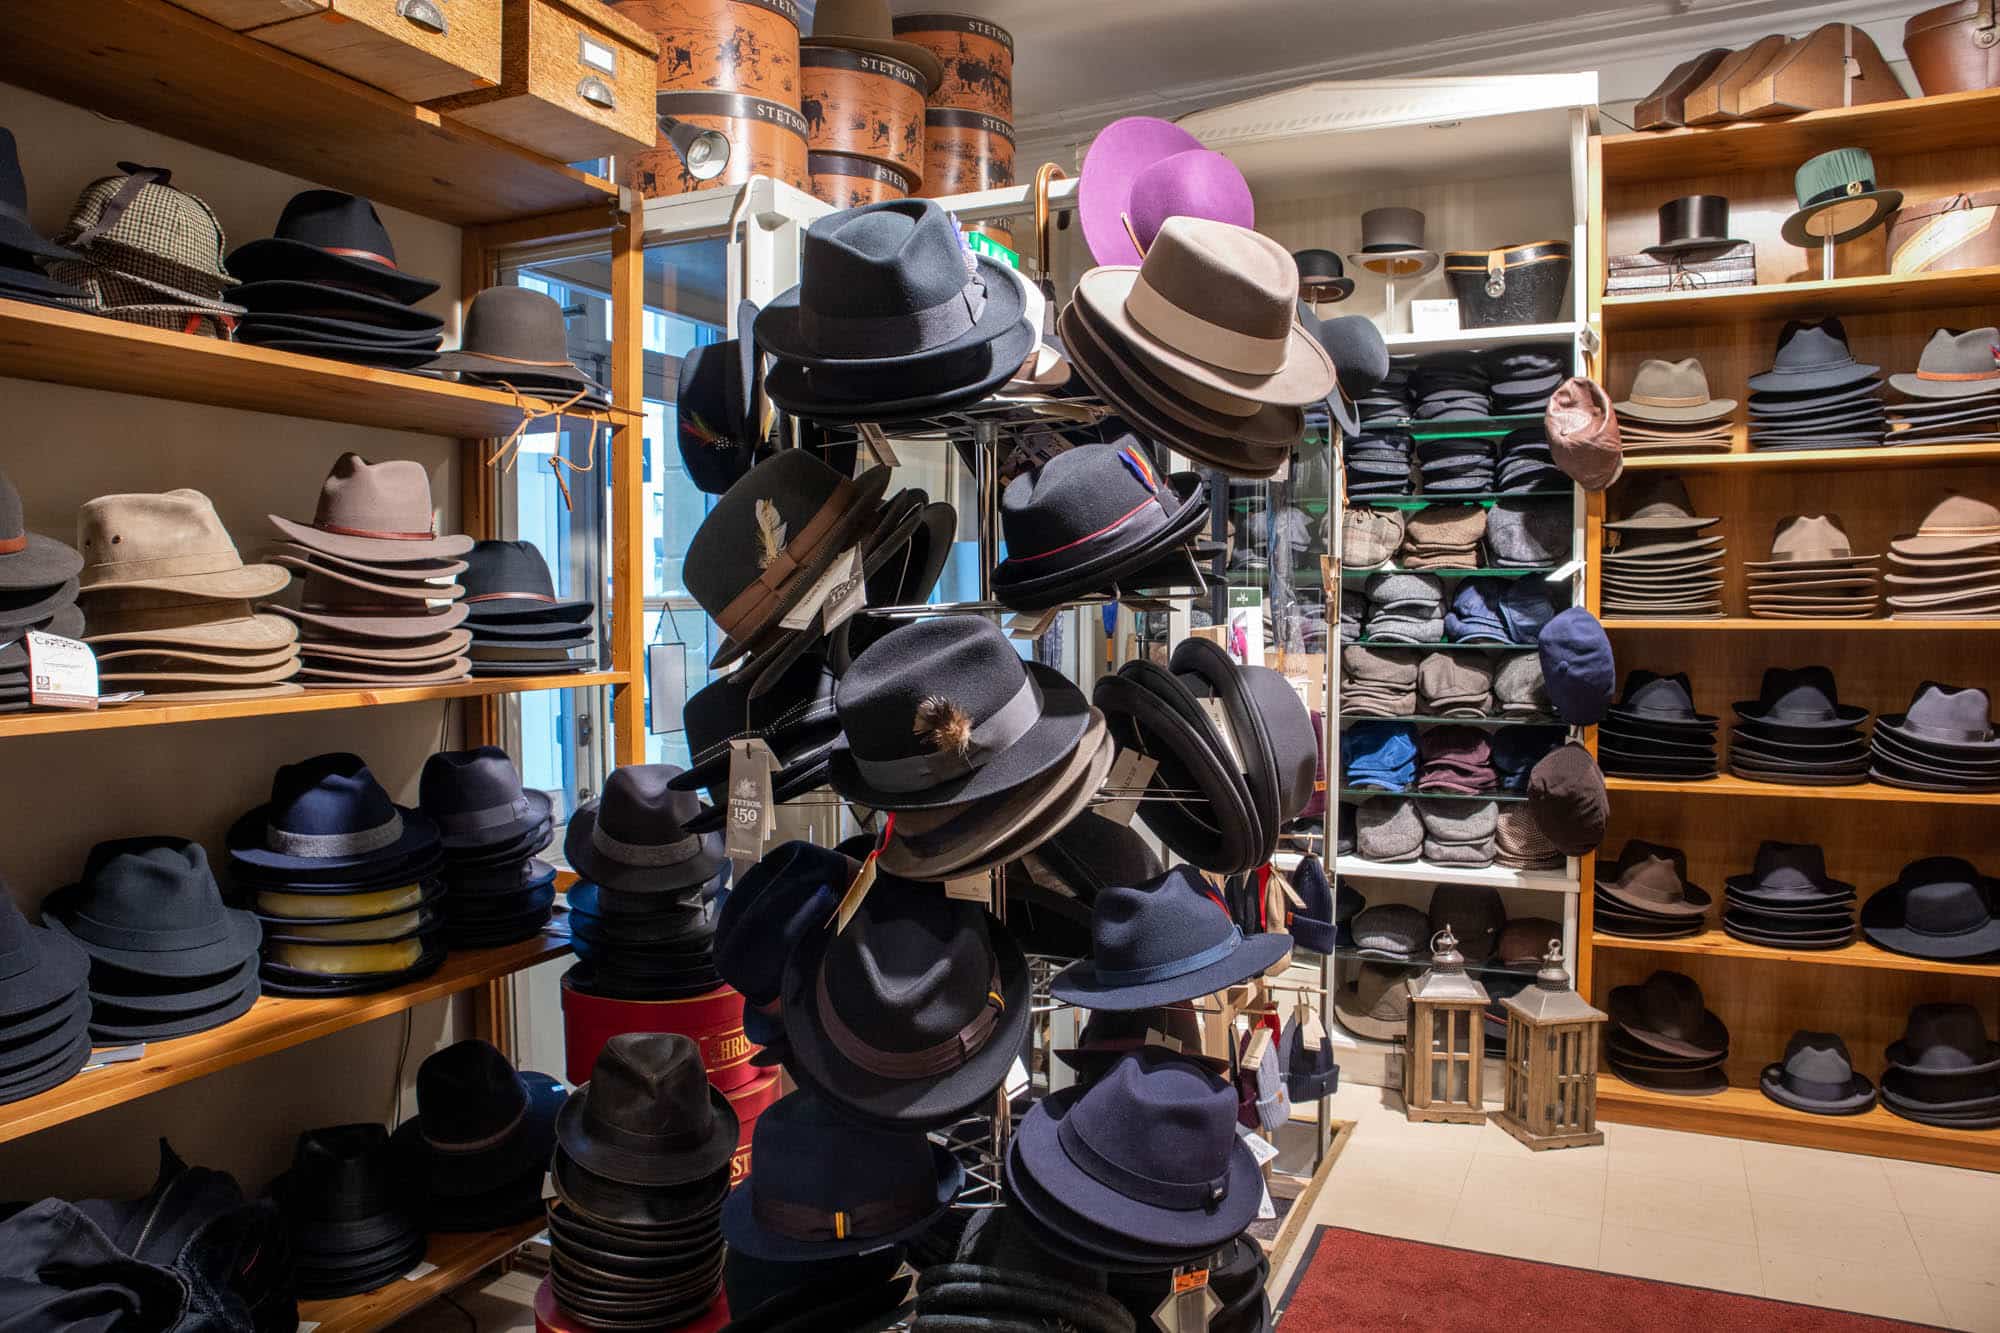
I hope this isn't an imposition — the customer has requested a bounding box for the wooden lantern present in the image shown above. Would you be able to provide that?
[1494,941,1607,1151]
[1403,929,1489,1125]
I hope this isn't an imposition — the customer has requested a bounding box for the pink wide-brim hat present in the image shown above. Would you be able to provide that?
[1078,116,1255,267]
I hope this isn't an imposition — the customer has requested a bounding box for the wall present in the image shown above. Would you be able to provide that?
[0,80,485,1202]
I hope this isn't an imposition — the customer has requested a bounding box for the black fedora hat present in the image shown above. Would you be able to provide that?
[1643,195,1743,258]
[44,838,259,980]
[991,440,1204,613]
[228,190,438,304]
[1861,857,2000,960]
[272,1123,422,1270]
[1759,1030,1875,1115]
[670,651,840,802]
[227,753,442,875]
[829,498,956,673]
[1052,866,1290,1011]
[781,871,1030,1128]
[1732,665,1869,730]
[0,890,87,1020]
[87,951,261,1015]
[1609,969,1728,1060]
[418,745,552,851]
[1302,307,1392,439]
[828,616,1091,812]
[721,1090,961,1263]
[1604,671,1717,727]
[1886,1002,2000,1077]
[557,1033,738,1189]
[423,286,602,393]
[231,278,443,332]
[1179,638,1316,827]
[1092,662,1261,873]
[390,1038,564,1201]
[1294,248,1354,302]
[564,764,725,894]
[459,540,593,623]
[1875,681,2000,755]
[0,467,83,593]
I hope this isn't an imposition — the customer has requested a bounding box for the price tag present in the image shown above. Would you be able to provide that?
[541,1172,558,1201]
[833,816,891,934]
[857,422,900,468]
[84,1043,145,1071]
[1256,1177,1277,1221]
[780,546,861,631]
[821,547,867,631]
[1302,1002,1327,1049]
[402,1261,439,1282]
[1095,751,1157,827]
[943,870,994,906]
[579,32,617,73]
[1236,1120,1282,1167]
[1005,605,1062,640]
[724,738,779,864]
[1143,1027,1183,1053]
[1153,1270,1220,1333]
[1197,698,1247,772]
[27,631,97,709]
[1238,1026,1272,1074]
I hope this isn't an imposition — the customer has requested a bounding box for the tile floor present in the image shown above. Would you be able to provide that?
[1271,1083,2000,1331]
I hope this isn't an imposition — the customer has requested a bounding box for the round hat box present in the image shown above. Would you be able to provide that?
[801,45,927,189]
[809,151,915,209]
[919,108,1015,198]
[614,0,803,102]
[536,1278,729,1333]
[558,969,759,1091]
[891,11,1015,120]
[726,1067,782,1188]
[636,91,810,197]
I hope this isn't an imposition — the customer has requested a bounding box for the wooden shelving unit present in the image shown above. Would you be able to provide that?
[1583,90,2000,1172]
[296,1219,547,1333]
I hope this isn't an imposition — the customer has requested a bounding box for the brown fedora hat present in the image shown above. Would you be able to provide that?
[78,490,289,601]
[103,655,302,688]
[298,659,471,687]
[276,572,470,641]
[271,552,465,603]
[95,642,301,672]
[82,594,299,654]
[292,629,473,665]
[270,453,473,563]
[268,541,465,580]
[1073,217,1333,407]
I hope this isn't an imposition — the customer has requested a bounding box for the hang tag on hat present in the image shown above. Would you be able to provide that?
[821,547,867,631]
[1270,865,1305,910]
[541,1172,558,1202]
[1197,698,1248,773]
[780,546,861,631]
[1096,751,1157,827]
[1239,1026,1273,1075]
[401,1261,439,1282]
[944,870,994,907]
[1005,606,1062,641]
[1144,1027,1183,1053]
[1153,1269,1220,1333]
[724,738,779,864]
[1236,1120,1282,1167]
[834,815,893,934]
[27,631,98,710]
[1302,1001,1327,1049]
[857,422,901,469]
[84,1043,145,1071]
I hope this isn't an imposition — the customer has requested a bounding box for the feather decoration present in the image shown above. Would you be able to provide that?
[755,499,787,570]
[913,695,975,757]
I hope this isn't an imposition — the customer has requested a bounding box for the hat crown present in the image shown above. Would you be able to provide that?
[1066,1050,1238,1201]
[266,752,400,842]
[1000,439,1167,562]
[1293,248,1346,283]
[1912,493,2000,537]
[71,837,226,933]
[77,489,242,576]
[0,893,34,965]
[1132,216,1297,348]
[1360,207,1426,250]
[1795,146,1877,201]
[1091,866,1235,976]
[749,1090,938,1217]
[63,165,230,276]
[836,617,1031,767]
[1751,840,1829,892]
[1782,1030,1854,1083]
[1616,474,1702,525]
[1616,854,1689,906]
[1128,151,1255,259]
[1655,195,1729,242]
[288,1123,399,1222]
[1353,902,1427,951]
[271,190,398,264]
[684,450,851,621]
[418,746,525,818]
[460,540,558,602]
[1637,970,1706,1040]
[584,1032,714,1141]
[1905,875,1989,937]
[1629,357,1711,403]
[1770,317,1857,373]
[1754,665,1843,720]
[824,877,998,1052]
[415,1038,527,1147]
[1768,514,1851,562]
[1903,681,1993,741]
[1898,1002,1993,1071]
[309,453,439,539]
[457,285,571,362]
[1917,326,2000,376]
[798,200,975,325]
[1623,671,1698,720]
[595,764,702,849]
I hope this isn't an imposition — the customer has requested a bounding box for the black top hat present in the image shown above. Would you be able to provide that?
[44,838,260,980]
[557,1033,738,1188]
[1052,866,1290,1011]
[991,440,1204,612]
[828,616,1092,812]
[459,540,593,623]
[0,128,80,267]
[1293,248,1355,302]
[227,753,442,875]
[563,764,725,894]
[274,1122,423,1263]
[722,1090,961,1264]
[0,467,83,593]
[781,871,1031,1128]
[418,746,552,851]
[1760,1030,1876,1115]
[390,1038,564,1204]
[1643,195,1743,258]
[1732,665,1870,730]
[227,190,438,305]
[1861,857,2000,960]
[0,890,87,1020]
[1746,318,1881,394]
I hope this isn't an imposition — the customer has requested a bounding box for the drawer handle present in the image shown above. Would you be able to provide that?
[578,76,617,110]
[396,0,447,35]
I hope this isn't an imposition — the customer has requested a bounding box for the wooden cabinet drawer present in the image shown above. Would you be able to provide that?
[431,0,659,162]
[251,0,504,102]
[165,0,327,31]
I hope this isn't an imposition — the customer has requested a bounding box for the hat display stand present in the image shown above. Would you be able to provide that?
[1584,85,2000,1175]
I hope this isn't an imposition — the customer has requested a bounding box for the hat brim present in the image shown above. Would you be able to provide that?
[1049,929,1289,1011]
[1001,1138,1223,1274]
[1173,638,1277,850]
[1615,397,1737,424]
[721,1139,960,1263]
[240,310,448,346]
[1077,117,1208,268]
[240,337,442,370]
[0,532,83,591]
[1860,887,2000,959]
[1780,191,1902,249]
[86,974,259,1041]
[993,472,1206,611]
[758,253,1026,372]
[1745,360,1883,394]
[269,554,459,603]
[45,901,262,980]
[274,600,470,641]
[0,577,77,631]
[225,802,442,875]
[268,512,474,564]
[1074,267,1335,408]
[88,950,262,1013]
[230,280,444,332]
[257,940,446,996]
[226,237,439,304]
[1093,666,1261,873]
[85,611,296,654]
[1301,277,1356,303]
[0,991,90,1074]
[1607,987,1729,1060]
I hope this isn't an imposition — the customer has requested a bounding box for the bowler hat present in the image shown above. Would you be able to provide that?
[558,1033,738,1188]
[1760,1030,1876,1115]
[390,1038,563,1212]
[564,764,725,893]
[1294,248,1354,302]
[1052,866,1290,1010]
[1078,117,1254,268]
[227,190,438,304]
[44,838,260,980]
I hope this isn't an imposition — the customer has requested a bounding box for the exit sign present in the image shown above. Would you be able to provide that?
[964,230,1019,269]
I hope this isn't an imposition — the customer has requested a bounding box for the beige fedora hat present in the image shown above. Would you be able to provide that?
[83,593,299,653]
[1615,358,1737,424]
[1065,293,1302,445]
[1743,514,1879,571]
[269,453,473,563]
[270,552,465,602]
[78,490,289,601]
[1889,496,2000,558]
[294,628,473,664]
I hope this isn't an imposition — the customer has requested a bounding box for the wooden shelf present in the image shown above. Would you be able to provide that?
[1603,618,2000,632]
[1598,87,2000,183]
[1602,265,2000,332]
[0,0,615,226]
[0,301,619,438]
[1335,855,1577,893]
[1596,1075,2000,1172]
[297,1218,546,1333]
[1603,773,1997,807]
[0,672,625,739]
[0,929,573,1145]
[1592,930,2000,979]
[1618,442,2000,473]
[1383,321,1577,356]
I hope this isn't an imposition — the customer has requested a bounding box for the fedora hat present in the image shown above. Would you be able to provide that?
[0,467,82,593]
[227,190,436,304]
[1876,681,1999,753]
[227,752,442,875]
[1861,857,2000,960]
[86,593,296,654]
[1890,327,2000,400]
[273,1123,425,1293]
[1334,960,1412,1040]
[992,441,1204,612]
[1725,841,1855,904]
[1782,147,1901,248]
[1615,358,1737,423]
[459,540,592,623]
[417,746,551,851]
[1595,841,1711,918]
[1886,1003,2000,1078]
[1077,117,1254,269]
[270,453,472,564]
[1605,475,1718,532]
[0,891,88,1021]
[671,651,840,816]
[391,1038,563,1205]
[76,490,287,601]
[1055,1005,1226,1082]
[44,838,260,980]
[806,0,943,88]
[1294,248,1354,302]
[423,286,602,394]
[1304,308,1392,438]
[781,870,1031,1128]
[829,498,956,673]
[559,1034,738,1189]
[1051,866,1290,1011]
[0,127,79,268]
[1733,665,1870,729]
[564,765,725,894]
[1745,514,1876,569]
[1747,318,1880,394]
[1609,969,1728,1060]
[1889,496,2000,558]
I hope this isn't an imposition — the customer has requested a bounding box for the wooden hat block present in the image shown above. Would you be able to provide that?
[1634,47,1732,130]
[1735,23,1910,118]
[1682,33,1790,125]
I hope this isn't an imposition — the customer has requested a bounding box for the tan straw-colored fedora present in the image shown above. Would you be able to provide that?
[78,490,289,601]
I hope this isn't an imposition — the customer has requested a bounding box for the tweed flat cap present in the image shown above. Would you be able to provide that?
[1425,835,1498,867]
[1485,499,1571,568]
[1341,508,1407,570]
[1363,571,1445,608]
[1403,504,1487,551]
[1351,902,1428,958]
[1495,804,1564,869]
[1344,645,1420,685]
[1419,798,1498,844]
[1417,652,1494,713]
[1493,653,1552,716]
[1354,796,1422,862]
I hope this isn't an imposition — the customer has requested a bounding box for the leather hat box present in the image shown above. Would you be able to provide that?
[1905,0,2000,96]
[1732,24,1906,118]
[1445,241,1572,327]
[248,0,505,103]
[1888,191,2000,275]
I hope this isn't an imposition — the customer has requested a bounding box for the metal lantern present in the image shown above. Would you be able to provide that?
[1494,941,1607,1150]
[1403,928,1489,1125]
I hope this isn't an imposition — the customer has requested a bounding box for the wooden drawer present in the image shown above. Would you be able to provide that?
[165,0,326,31]
[250,0,504,103]
[431,0,658,162]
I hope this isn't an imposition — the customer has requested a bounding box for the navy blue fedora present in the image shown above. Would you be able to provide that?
[563,764,726,894]
[721,1090,961,1263]
[1051,866,1291,1011]
[227,753,441,874]
[713,841,852,1051]
[0,889,86,1020]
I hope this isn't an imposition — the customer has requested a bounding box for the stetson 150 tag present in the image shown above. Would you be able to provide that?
[820,547,867,631]
[725,738,779,864]
[857,422,901,468]
[943,870,994,905]
[1095,750,1158,827]
[780,545,861,631]
[27,631,97,710]
[1197,697,1248,772]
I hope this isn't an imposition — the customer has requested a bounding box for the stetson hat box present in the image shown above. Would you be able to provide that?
[619,0,802,101]
[892,11,1014,118]
[637,92,810,198]
[920,108,1016,198]
[800,45,928,188]
[1888,191,2000,276]
[808,151,915,209]
[1444,240,1572,328]
[559,972,756,1091]
[725,1067,781,1188]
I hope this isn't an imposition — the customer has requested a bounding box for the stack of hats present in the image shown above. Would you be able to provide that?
[1347,901,1428,964]
[1061,213,1335,476]
[458,541,597,676]
[1341,508,1406,572]
[0,129,88,311]
[1888,328,2000,446]
[1729,665,1872,786]
[76,489,299,702]
[1416,650,1492,716]
[1605,969,1729,1096]
[1420,800,1498,866]
[1760,1031,1877,1117]
[43,838,261,1043]
[549,1035,737,1328]
[1352,796,1422,864]
[1597,671,1720,780]
[1488,345,1569,415]
[268,454,472,686]
[1430,885,1504,963]
[1877,1004,2000,1129]
[1496,424,1565,493]
[1335,959,1412,1040]
[1495,803,1564,870]
[1723,842,1857,950]
[49,163,243,336]
[671,653,839,831]
[424,286,607,410]
[0,893,91,1104]
[1746,317,1885,452]
[390,1039,564,1232]
[1399,505,1487,571]
[1360,572,1444,643]
[1485,499,1570,569]
[563,765,727,1000]
[1414,432,1495,494]
[1345,425,1415,497]
[1600,476,1724,618]
[1746,515,1882,619]
[417,748,556,950]
[1094,638,1316,874]
[1592,840,1709,941]
[1885,495,2000,620]
[1614,358,1736,454]
[1492,726,1565,792]
[1864,856,2000,962]
[1494,652,1553,719]
[1872,681,2000,792]
[227,752,447,996]
[1338,596,1362,645]
[1410,354,1490,422]
[910,1192,1129,1333]
[1416,725,1497,795]
[272,1124,425,1298]
[227,191,442,368]
[0,468,83,708]
[1343,721,1418,794]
